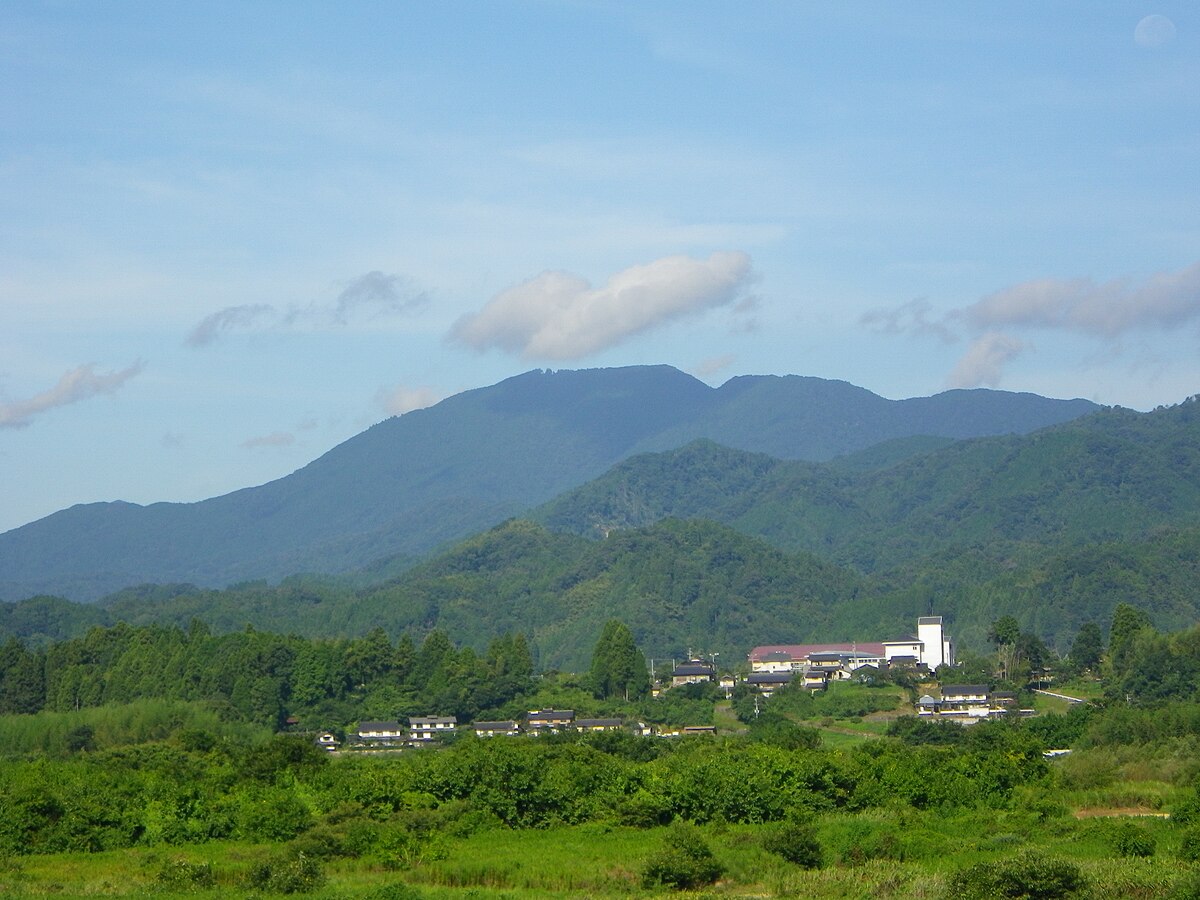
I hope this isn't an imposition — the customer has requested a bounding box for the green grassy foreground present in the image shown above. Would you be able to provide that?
[1,798,1197,899]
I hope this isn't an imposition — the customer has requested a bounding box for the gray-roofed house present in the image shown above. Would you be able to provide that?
[575,718,623,732]
[526,709,575,732]
[355,721,406,745]
[671,660,715,687]
[408,716,457,743]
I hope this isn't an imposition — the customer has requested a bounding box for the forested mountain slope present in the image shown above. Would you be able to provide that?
[536,399,1200,575]
[0,519,864,670]
[0,366,1095,602]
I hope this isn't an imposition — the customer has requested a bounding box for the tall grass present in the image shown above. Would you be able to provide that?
[0,698,270,755]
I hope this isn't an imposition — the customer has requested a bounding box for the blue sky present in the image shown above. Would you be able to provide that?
[2,3,1198,534]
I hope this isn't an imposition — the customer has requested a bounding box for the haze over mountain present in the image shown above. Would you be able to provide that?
[0,365,1097,602]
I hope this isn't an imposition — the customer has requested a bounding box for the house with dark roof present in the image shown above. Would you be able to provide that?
[745,671,793,696]
[670,660,715,687]
[918,685,997,721]
[408,716,457,743]
[526,709,575,732]
[473,720,520,737]
[575,718,623,732]
[354,721,406,745]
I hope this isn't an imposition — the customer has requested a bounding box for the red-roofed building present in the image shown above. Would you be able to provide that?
[748,643,887,672]
[748,616,955,680]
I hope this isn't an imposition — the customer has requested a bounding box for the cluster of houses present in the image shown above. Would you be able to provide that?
[309,616,1020,748]
[317,708,714,751]
[745,615,956,696]
[916,685,1020,721]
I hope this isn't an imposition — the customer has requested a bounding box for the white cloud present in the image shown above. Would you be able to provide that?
[962,261,1200,337]
[947,333,1026,388]
[376,384,445,416]
[449,251,754,360]
[0,361,144,429]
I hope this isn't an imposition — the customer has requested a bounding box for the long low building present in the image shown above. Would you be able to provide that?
[749,616,955,677]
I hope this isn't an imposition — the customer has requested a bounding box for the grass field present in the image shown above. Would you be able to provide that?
[2,801,1195,899]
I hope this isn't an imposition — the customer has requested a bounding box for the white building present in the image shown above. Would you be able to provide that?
[408,716,458,742]
[750,614,955,676]
[917,616,955,669]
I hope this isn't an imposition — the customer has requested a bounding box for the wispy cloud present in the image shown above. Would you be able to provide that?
[449,251,754,360]
[186,304,275,347]
[860,298,956,342]
[692,354,737,378]
[961,262,1200,337]
[376,384,446,416]
[187,271,427,347]
[333,271,428,323]
[0,361,144,429]
[241,431,296,449]
[866,260,1200,387]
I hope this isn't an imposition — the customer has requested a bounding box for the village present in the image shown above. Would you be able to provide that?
[320,615,1028,752]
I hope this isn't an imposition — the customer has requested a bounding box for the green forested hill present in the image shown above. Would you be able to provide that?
[535,399,1200,576]
[4,398,1199,664]
[5,520,1200,665]
[0,365,1096,602]
[1,519,866,670]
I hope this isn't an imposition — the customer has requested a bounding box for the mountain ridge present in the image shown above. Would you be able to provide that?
[0,365,1099,601]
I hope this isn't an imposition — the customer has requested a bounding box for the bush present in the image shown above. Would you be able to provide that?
[946,851,1087,900]
[244,851,326,894]
[155,858,215,890]
[1170,871,1200,900]
[617,790,673,828]
[762,820,822,868]
[1173,791,1200,827]
[641,824,724,890]
[1112,821,1156,858]
[363,885,424,900]
[1180,827,1200,862]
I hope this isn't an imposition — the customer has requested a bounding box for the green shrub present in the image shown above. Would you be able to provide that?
[244,851,326,894]
[1169,870,1200,900]
[641,824,724,890]
[1180,827,1200,862]
[1173,791,1200,827]
[363,885,424,900]
[834,821,909,865]
[946,851,1087,900]
[762,820,822,868]
[1112,821,1156,857]
[617,790,673,828]
[155,858,215,891]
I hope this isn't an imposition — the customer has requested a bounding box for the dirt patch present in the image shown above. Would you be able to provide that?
[1072,808,1169,819]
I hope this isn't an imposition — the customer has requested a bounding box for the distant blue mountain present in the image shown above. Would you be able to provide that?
[0,365,1097,601]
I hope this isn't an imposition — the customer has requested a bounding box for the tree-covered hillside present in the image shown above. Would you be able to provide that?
[536,398,1200,577]
[0,365,1096,602]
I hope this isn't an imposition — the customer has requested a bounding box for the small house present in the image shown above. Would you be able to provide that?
[575,718,622,732]
[746,671,793,697]
[670,660,715,687]
[526,708,575,732]
[355,721,406,745]
[473,720,520,737]
[408,716,457,743]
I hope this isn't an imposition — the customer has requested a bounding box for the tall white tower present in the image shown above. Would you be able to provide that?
[917,616,953,669]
